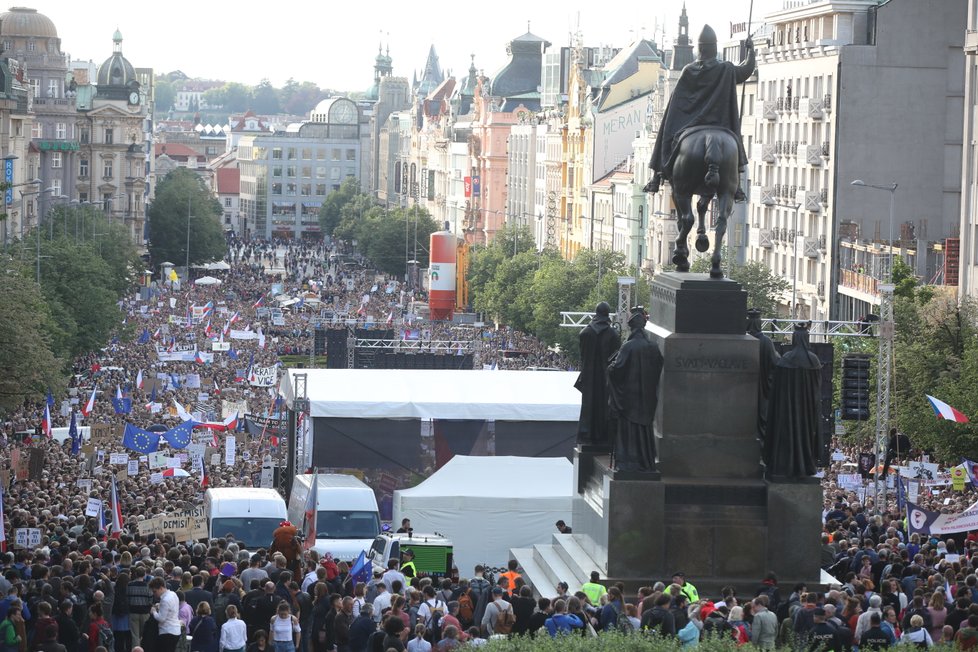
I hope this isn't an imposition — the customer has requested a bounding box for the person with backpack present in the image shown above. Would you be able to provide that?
[0,599,23,652]
[189,602,219,652]
[85,603,112,652]
[480,588,514,636]
[598,587,627,633]
[900,614,933,648]
[467,569,491,629]
[454,583,474,629]
[416,586,445,644]
[726,606,750,646]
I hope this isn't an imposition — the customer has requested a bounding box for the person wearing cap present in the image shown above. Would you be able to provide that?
[809,607,842,652]
[580,571,606,606]
[400,550,417,581]
[480,587,513,636]
[671,573,699,604]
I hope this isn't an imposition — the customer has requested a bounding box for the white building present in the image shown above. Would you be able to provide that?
[958,0,978,298]
[745,0,965,320]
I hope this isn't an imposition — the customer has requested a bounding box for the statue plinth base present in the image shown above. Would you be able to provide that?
[520,273,822,595]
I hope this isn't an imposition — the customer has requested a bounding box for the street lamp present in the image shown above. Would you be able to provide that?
[851,178,898,517]
[851,180,898,280]
[777,201,802,318]
[3,176,39,250]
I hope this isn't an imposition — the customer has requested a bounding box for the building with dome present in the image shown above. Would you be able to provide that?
[238,97,363,239]
[0,6,71,237]
[77,29,148,244]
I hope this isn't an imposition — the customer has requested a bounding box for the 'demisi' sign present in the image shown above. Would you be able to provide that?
[137,506,207,541]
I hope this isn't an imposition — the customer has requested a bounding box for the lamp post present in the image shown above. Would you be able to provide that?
[777,201,802,318]
[3,177,39,250]
[851,178,898,516]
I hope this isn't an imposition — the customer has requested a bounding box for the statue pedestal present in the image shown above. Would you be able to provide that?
[519,273,822,595]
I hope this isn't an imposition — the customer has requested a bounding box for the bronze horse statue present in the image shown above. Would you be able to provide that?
[669,126,740,279]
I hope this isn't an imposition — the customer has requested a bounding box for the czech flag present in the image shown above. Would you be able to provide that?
[253,293,265,309]
[152,327,161,340]
[229,310,240,325]
[81,385,97,418]
[926,395,969,423]
[204,320,213,338]
[200,460,209,489]
[41,403,52,438]
[195,351,206,365]
[202,301,214,318]
[109,475,124,538]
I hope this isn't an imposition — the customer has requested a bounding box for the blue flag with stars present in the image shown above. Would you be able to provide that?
[69,410,80,456]
[122,423,159,453]
[163,420,194,449]
[137,328,150,344]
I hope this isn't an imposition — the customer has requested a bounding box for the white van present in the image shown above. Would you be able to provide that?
[288,473,380,562]
[204,488,288,550]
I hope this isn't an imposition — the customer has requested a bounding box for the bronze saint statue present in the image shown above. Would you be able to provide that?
[764,323,822,479]
[574,302,621,451]
[747,309,780,443]
[607,307,663,472]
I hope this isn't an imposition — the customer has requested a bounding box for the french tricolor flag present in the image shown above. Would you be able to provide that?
[927,395,969,423]
[81,385,97,418]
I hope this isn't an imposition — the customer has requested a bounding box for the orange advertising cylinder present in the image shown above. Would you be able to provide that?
[428,231,457,321]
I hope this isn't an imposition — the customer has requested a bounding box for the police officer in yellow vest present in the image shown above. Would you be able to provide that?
[401,549,417,580]
[580,571,607,605]
[672,571,699,602]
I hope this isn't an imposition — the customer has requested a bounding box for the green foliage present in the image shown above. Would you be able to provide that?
[690,251,789,316]
[147,168,227,267]
[476,630,743,652]
[0,259,64,411]
[252,78,280,114]
[318,178,361,236]
[154,78,175,113]
[467,235,648,363]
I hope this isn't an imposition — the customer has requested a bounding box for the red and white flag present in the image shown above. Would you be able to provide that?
[252,294,265,309]
[200,460,209,489]
[41,404,52,438]
[135,369,144,391]
[386,311,393,326]
[81,385,97,418]
[303,471,318,550]
[109,475,124,538]
[926,395,969,423]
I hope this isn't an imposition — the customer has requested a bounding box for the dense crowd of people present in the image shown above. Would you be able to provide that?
[2,234,977,651]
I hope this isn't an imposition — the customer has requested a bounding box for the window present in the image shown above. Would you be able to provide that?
[1,42,9,52]
[55,123,66,139]
[285,182,297,195]
[301,166,312,178]
[103,194,113,212]
[331,149,341,161]
[12,120,20,137]
[27,40,34,52]
[315,183,326,195]
[272,147,282,160]
[224,197,232,208]
[51,152,61,168]
[76,157,88,177]
[316,166,326,178]
[103,159,113,178]
[28,79,39,99]
[272,166,282,177]
[286,165,297,177]
[316,149,326,160]
[48,79,58,99]
[206,146,218,156]
[104,128,114,144]
[51,179,60,196]
[286,148,296,160]
[301,184,311,196]
[79,128,89,144]
[271,182,282,195]
[346,149,356,161]
[330,167,340,180]
[31,122,42,139]
[301,148,312,159]
[79,192,88,203]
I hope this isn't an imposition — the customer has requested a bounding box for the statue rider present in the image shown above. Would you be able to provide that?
[645,25,756,202]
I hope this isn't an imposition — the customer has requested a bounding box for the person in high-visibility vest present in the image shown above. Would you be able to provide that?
[499,559,522,596]
[580,571,607,606]
[672,571,699,603]
[401,549,418,580]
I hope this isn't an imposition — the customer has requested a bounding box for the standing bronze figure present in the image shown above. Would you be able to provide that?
[575,302,621,450]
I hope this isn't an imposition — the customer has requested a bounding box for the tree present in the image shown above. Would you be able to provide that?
[154,78,175,113]
[0,262,64,410]
[222,82,253,113]
[252,79,280,114]
[147,168,226,267]
[318,178,361,236]
[691,251,789,316]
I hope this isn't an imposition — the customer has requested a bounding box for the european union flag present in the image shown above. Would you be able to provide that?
[122,423,159,453]
[69,411,79,456]
[46,389,55,408]
[137,328,150,344]
[350,550,370,587]
[111,397,132,415]
[228,347,239,361]
[163,420,194,449]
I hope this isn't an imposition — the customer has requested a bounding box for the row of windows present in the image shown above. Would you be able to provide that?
[32,123,113,144]
[272,166,351,180]
[270,147,356,161]
[270,181,348,196]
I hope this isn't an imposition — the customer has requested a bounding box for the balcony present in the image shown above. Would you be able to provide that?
[821,141,830,157]
[752,143,776,163]
[817,281,825,296]
[800,97,824,119]
[790,141,799,156]
[823,94,832,111]
[759,228,773,248]
[806,145,822,166]
[841,269,879,296]
[818,234,827,250]
[776,97,786,112]
[760,186,776,206]
[762,100,778,121]
[820,188,828,205]
[774,140,784,156]
[805,191,822,212]
[792,96,800,112]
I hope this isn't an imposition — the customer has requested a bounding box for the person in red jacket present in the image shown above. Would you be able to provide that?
[86,604,110,652]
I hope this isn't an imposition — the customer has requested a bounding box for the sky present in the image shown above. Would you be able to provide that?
[29,0,784,93]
